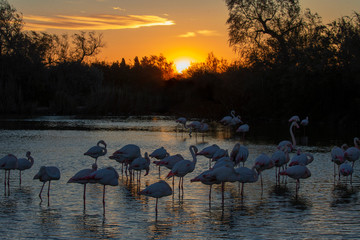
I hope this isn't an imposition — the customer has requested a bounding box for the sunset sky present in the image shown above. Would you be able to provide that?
[9,0,360,66]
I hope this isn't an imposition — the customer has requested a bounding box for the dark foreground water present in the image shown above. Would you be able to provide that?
[0,116,359,239]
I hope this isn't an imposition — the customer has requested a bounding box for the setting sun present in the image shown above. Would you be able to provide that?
[174,59,191,73]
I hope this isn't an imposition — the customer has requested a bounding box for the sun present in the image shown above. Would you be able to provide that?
[174,59,191,73]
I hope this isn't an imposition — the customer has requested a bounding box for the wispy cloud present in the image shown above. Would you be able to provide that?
[178,30,220,38]
[23,14,175,31]
[113,7,126,11]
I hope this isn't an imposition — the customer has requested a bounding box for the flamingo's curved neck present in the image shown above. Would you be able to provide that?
[190,146,197,165]
[354,137,359,149]
[231,110,235,118]
[290,122,297,147]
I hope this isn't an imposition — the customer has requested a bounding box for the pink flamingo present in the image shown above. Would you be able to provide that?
[110,144,141,176]
[154,154,184,189]
[166,145,198,194]
[235,166,259,196]
[208,165,239,204]
[289,149,314,166]
[220,110,235,125]
[254,153,274,193]
[236,123,249,139]
[67,163,98,208]
[84,140,107,164]
[129,152,151,183]
[0,154,18,195]
[186,120,202,137]
[139,180,172,215]
[17,151,34,185]
[331,145,346,180]
[280,165,311,197]
[197,144,220,168]
[289,115,300,123]
[230,143,249,167]
[150,147,169,177]
[344,137,360,183]
[339,162,354,185]
[301,116,309,126]
[80,166,119,215]
[191,169,221,201]
[270,148,288,184]
[278,121,299,152]
[33,166,61,205]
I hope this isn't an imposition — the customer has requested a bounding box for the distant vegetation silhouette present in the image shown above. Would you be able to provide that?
[0,0,359,128]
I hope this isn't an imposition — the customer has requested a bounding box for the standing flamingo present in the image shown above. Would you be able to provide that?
[0,154,18,195]
[270,148,288,184]
[235,166,259,196]
[139,180,172,216]
[186,120,202,137]
[197,144,220,168]
[17,151,34,185]
[301,116,309,126]
[33,166,61,205]
[175,117,187,134]
[289,149,314,166]
[339,162,354,185]
[166,145,198,194]
[230,143,249,167]
[344,137,360,183]
[220,110,235,125]
[278,121,299,152]
[253,153,274,193]
[154,154,184,189]
[129,152,151,183]
[150,147,169,177]
[84,140,107,164]
[331,145,346,181]
[191,169,221,201]
[67,163,98,208]
[79,166,119,215]
[110,144,141,176]
[236,124,249,139]
[280,165,311,197]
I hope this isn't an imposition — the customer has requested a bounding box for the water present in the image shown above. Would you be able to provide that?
[0,116,359,239]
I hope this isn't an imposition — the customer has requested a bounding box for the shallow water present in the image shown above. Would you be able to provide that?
[0,116,359,239]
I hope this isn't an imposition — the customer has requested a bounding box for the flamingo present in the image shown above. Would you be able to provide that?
[301,116,309,126]
[344,137,360,183]
[17,151,34,185]
[191,169,221,201]
[84,140,107,164]
[230,143,249,167]
[220,110,235,125]
[79,166,119,215]
[110,144,141,176]
[235,166,259,196]
[278,121,299,152]
[139,180,172,215]
[253,153,274,193]
[339,162,354,185]
[331,145,346,180]
[33,166,61,205]
[154,154,184,189]
[280,165,311,197]
[289,115,300,123]
[166,145,198,194]
[197,144,220,168]
[187,120,202,137]
[67,163,98,208]
[207,165,239,204]
[289,149,314,166]
[212,148,229,162]
[236,124,249,139]
[212,156,234,169]
[150,147,169,177]
[0,154,18,195]
[129,152,151,183]
[270,148,288,184]
[176,117,187,133]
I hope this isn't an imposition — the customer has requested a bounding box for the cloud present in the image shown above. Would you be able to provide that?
[178,30,220,38]
[178,32,196,38]
[113,7,125,11]
[23,14,175,31]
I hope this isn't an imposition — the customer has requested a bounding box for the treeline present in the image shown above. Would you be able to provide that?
[0,0,359,126]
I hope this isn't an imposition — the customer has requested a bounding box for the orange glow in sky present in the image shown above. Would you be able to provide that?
[10,0,360,64]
